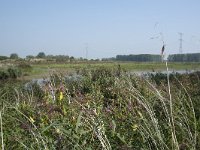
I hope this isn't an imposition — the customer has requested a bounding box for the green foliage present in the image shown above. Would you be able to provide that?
[55,55,70,62]
[0,55,8,60]
[37,52,46,58]
[7,67,22,79]
[0,67,200,149]
[0,67,22,80]
[26,81,45,100]
[17,62,33,73]
[168,53,200,62]
[116,54,162,62]
[148,72,182,85]
[26,55,35,59]
[10,53,19,59]
[0,70,9,80]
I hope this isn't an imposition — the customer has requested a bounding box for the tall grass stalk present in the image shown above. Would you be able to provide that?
[128,81,169,149]
[0,111,4,150]
[166,61,179,149]
[75,99,111,150]
[175,76,197,149]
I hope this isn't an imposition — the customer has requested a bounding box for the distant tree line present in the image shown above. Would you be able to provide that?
[101,57,116,61]
[168,53,200,62]
[25,52,74,62]
[116,54,162,62]
[1,52,200,62]
[0,53,19,60]
[111,53,200,62]
[46,55,72,62]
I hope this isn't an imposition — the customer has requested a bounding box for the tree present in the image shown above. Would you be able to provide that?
[168,53,200,62]
[55,55,69,62]
[37,52,46,58]
[26,55,34,59]
[70,56,74,59]
[10,53,19,59]
[116,54,161,62]
[0,56,8,60]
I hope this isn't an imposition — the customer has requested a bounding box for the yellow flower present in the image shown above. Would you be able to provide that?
[132,124,138,131]
[59,92,63,101]
[138,111,143,119]
[30,117,35,123]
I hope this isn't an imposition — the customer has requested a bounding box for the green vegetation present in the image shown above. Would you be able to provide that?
[17,62,32,71]
[37,52,46,58]
[0,67,200,149]
[2,52,200,63]
[116,54,162,62]
[1,59,200,80]
[0,67,22,80]
[105,53,200,62]
[0,56,8,61]
[10,53,19,59]
[168,53,200,62]
[28,62,200,79]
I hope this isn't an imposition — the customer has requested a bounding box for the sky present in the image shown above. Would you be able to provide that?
[0,0,200,59]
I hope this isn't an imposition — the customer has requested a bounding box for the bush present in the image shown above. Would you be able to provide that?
[0,55,8,60]
[0,67,22,80]
[7,67,22,79]
[0,70,9,80]
[17,62,33,72]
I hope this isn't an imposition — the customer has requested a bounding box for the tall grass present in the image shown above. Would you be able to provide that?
[0,66,199,149]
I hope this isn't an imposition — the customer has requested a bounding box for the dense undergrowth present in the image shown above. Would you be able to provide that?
[0,67,200,149]
[0,62,32,80]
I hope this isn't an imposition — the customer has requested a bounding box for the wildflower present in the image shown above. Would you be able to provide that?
[137,111,143,119]
[59,91,63,101]
[132,124,138,131]
[29,116,35,123]
[56,128,61,134]
[48,83,55,101]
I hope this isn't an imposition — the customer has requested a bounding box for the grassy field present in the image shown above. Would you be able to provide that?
[23,61,200,80]
[31,61,200,70]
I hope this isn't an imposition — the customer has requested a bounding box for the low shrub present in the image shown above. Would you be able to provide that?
[0,67,22,80]
[0,70,9,80]
[17,62,33,72]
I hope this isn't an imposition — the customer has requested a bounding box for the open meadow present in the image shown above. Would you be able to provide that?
[1,60,199,80]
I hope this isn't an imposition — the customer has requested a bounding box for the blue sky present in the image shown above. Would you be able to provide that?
[0,0,200,58]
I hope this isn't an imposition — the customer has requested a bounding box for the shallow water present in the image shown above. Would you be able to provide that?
[131,69,198,76]
[25,74,82,88]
